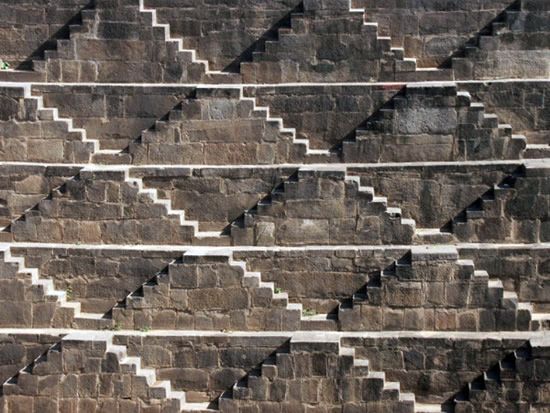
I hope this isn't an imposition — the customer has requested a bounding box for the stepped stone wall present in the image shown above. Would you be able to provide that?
[341,84,526,162]
[34,0,238,83]
[0,0,548,411]
[11,247,178,314]
[249,82,542,152]
[459,246,550,312]
[127,88,302,165]
[0,161,529,244]
[135,167,293,232]
[0,87,94,163]
[247,84,408,149]
[234,248,406,314]
[343,336,526,403]
[146,0,303,72]
[32,85,194,151]
[238,0,450,83]
[0,334,61,385]
[231,168,416,246]
[452,0,550,80]
[351,163,519,228]
[450,165,550,243]
[336,247,540,332]
[0,251,72,328]
[114,334,289,403]
[356,0,513,67]
[0,165,80,231]
[136,163,516,233]
[452,338,550,412]
[0,0,91,68]
[10,169,196,245]
[112,252,305,331]
[1,334,191,413]
[463,81,550,144]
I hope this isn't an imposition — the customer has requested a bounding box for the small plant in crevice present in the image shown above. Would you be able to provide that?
[66,287,73,301]
[274,287,283,294]
[0,60,9,70]
[302,308,317,317]
[140,326,151,333]
[107,323,121,331]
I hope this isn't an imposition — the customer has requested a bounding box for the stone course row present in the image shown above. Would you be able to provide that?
[2,0,548,83]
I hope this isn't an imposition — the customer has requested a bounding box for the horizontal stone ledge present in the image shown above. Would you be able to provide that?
[0,78,544,88]
[0,159,530,170]
[0,328,544,341]
[5,242,550,252]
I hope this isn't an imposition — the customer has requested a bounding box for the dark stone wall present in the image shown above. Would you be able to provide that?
[343,336,527,403]
[32,85,194,151]
[0,0,90,68]
[0,333,61,384]
[464,81,550,144]
[249,82,547,150]
[235,248,407,313]
[0,87,94,163]
[115,334,289,402]
[146,0,303,72]
[355,0,513,67]
[0,165,80,230]
[9,169,196,245]
[135,167,293,231]
[12,247,178,314]
[459,246,550,312]
[351,162,520,228]
[30,82,548,156]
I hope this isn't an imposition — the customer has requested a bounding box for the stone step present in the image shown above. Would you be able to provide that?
[73,315,114,330]
[415,403,446,412]
[523,144,550,159]
[301,313,339,331]
[415,228,456,244]
[92,152,132,165]
[0,70,45,82]
[394,68,454,82]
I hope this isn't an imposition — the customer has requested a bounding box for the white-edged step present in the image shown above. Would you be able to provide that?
[122,169,226,239]
[0,245,105,323]
[415,403,446,412]
[205,85,333,158]
[9,83,104,157]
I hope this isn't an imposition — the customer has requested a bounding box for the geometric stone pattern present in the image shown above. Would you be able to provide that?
[0,0,548,411]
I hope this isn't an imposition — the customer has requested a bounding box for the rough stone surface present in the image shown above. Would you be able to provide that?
[0,0,548,411]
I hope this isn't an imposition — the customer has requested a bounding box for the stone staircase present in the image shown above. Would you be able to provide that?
[110,248,340,331]
[451,0,550,79]
[1,332,214,412]
[96,86,336,165]
[0,84,103,165]
[348,2,453,81]
[239,0,452,82]
[337,245,550,331]
[448,169,525,239]
[450,336,550,411]
[4,165,233,246]
[29,4,95,75]
[123,170,228,243]
[0,0,547,411]
[0,245,110,329]
[0,85,130,236]
[341,84,527,163]
[230,166,416,245]
[137,0,237,84]
[218,334,419,412]
[24,0,240,83]
[415,166,527,244]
